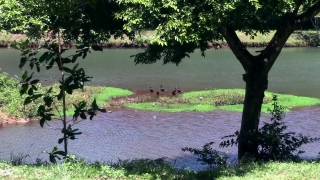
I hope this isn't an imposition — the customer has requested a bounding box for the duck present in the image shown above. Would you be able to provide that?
[171,87,177,96]
[156,89,160,95]
[177,87,183,93]
[149,87,154,93]
[160,85,165,92]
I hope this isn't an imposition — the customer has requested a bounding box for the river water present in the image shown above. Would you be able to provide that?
[0,48,320,169]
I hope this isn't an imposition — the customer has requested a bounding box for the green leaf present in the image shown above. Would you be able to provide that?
[80,112,87,119]
[66,88,73,94]
[36,64,41,72]
[20,84,28,95]
[91,45,103,51]
[63,58,72,64]
[28,88,34,96]
[39,52,49,63]
[25,72,34,82]
[54,151,66,156]
[49,155,56,164]
[19,57,27,69]
[57,90,63,100]
[32,85,38,90]
[40,118,45,128]
[58,138,63,144]
[71,54,79,63]
[82,52,87,59]
[33,94,43,100]
[29,62,34,69]
[47,87,53,94]
[30,79,40,85]
[24,96,33,105]
[22,71,28,80]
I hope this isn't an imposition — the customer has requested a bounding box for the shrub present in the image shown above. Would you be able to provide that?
[182,142,228,169]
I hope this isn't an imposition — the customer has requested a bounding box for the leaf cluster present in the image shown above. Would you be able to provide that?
[15,38,106,163]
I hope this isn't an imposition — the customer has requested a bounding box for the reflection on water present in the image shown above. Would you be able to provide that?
[1,107,320,170]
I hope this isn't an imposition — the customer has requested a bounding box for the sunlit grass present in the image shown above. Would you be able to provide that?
[1,159,320,180]
[124,89,320,113]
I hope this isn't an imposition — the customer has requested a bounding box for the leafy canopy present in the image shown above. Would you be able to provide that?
[116,0,320,65]
[0,0,130,44]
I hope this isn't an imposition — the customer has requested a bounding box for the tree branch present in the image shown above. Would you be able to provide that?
[293,0,303,14]
[220,25,253,72]
[260,27,295,74]
[262,2,320,74]
[296,1,320,25]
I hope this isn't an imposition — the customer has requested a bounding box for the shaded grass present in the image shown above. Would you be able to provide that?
[1,159,320,180]
[125,89,320,113]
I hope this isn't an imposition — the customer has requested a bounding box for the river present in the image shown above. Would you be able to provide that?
[0,48,320,169]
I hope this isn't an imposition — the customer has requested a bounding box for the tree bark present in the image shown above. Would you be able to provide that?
[238,57,268,161]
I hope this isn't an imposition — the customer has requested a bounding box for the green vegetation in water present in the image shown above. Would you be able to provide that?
[0,71,133,121]
[125,89,320,113]
[1,158,320,180]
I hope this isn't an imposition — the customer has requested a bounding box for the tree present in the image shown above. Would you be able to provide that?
[115,0,320,160]
[0,0,127,162]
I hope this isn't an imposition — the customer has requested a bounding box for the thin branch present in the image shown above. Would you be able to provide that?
[52,101,63,121]
[220,25,253,71]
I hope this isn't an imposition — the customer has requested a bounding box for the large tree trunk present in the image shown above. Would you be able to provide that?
[220,8,320,160]
[238,58,268,161]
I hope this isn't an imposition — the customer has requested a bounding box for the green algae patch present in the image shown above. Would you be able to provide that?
[124,89,320,113]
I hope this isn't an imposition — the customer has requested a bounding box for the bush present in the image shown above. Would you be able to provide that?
[0,70,40,118]
[182,142,228,169]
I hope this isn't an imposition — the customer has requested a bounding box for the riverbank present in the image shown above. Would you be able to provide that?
[1,159,320,179]
[0,30,318,49]
[0,86,132,125]
[0,70,133,125]
[2,82,320,124]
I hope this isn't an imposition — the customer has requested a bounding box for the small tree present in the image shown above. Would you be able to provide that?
[15,31,106,163]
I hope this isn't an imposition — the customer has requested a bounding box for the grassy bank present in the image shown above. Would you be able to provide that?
[0,70,133,123]
[125,89,320,113]
[1,159,320,180]
[0,30,318,48]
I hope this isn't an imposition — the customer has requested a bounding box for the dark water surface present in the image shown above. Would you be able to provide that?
[0,48,320,169]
